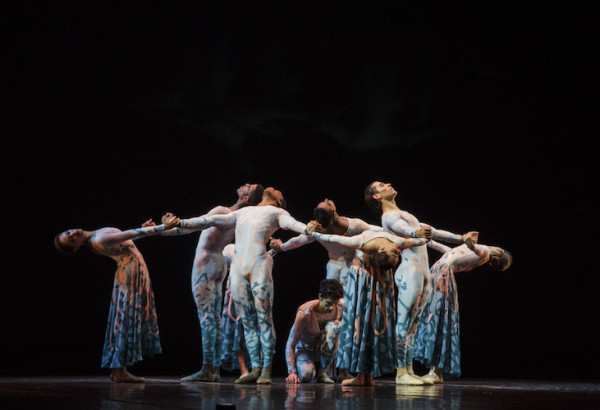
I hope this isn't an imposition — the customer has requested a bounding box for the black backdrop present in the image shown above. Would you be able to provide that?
[5,3,598,381]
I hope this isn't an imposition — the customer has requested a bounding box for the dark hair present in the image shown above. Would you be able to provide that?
[364,182,382,214]
[264,188,287,209]
[313,207,334,228]
[490,250,512,271]
[54,233,76,256]
[319,279,344,300]
[372,251,398,271]
[248,184,265,206]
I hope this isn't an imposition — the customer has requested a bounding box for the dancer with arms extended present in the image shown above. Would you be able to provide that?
[155,183,263,382]
[164,187,307,384]
[285,279,344,384]
[365,181,478,385]
[414,238,512,383]
[270,198,381,288]
[54,214,180,383]
[306,221,429,386]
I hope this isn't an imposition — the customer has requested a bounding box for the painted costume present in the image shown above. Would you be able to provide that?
[414,243,491,378]
[381,210,464,369]
[286,299,343,381]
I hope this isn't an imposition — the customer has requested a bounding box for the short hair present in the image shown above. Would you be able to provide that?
[248,184,265,206]
[372,251,398,271]
[364,182,382,214]
[313,207,334,228]
[490,250,512,271]
[319,279,344,300]
[54,233,76,256]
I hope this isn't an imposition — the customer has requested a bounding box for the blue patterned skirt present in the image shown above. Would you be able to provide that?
[336,256,396,377]
[101,255,162,368]
[414,261,461,378]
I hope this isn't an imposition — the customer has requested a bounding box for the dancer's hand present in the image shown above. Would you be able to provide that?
[462,231,479,246]
[141,219,156,228]
[286,372,301,383]
[415,225,432,239]
[161,212,181,229]
[269,237,283,252]
[306,220,324,234]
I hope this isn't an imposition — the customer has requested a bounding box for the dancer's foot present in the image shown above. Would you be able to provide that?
[181,365,217,382]
[337,369,352,383]
[365,374,375,386]
[407,365,433,384]
[316,369,335,384]
[422,367,444,384]
[341,373,366,386]
[235,367,261,384]
[396,367,424,385]
[257,367,272,384]
[111,368,145,383]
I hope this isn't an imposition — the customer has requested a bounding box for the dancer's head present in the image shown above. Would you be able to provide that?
[263,187,287,209]
[237,183,264,206]
[364,181,396,214]
[54,229,86,255]
[489,248,512,271]
[313,199,337,228]
[318,279,344,312]
[372,240,402,270]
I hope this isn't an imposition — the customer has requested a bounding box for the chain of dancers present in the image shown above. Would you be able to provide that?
[54,182,512,385]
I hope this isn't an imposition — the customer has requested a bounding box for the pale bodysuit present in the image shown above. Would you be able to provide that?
[278,218,381,287]
[180,205,307,369]
[381,210,464,369]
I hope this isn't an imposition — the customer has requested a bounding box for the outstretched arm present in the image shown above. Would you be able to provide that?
[179,212,237,231]
[99,217,180,246]
[308,231,364,249]
[285,311,306,384]
[427,240,452,254]
[389,218,432,239]
[428,223,478,245]
[278,212,307,234]
[276,234,316,252]
[350,218,384,233]
[392,236,429,250]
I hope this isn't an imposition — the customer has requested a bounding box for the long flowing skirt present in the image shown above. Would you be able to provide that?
[101,256,161,368]
[336,257,396,377]
[414,261,461,378]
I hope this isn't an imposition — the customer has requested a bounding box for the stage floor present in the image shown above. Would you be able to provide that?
[1,376,599,409]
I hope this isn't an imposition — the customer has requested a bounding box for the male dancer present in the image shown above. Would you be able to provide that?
[152,183,264,382]
[364,181,478,385]
[270,198,381,288]
[164,187,307,384]
[285,279,344,384]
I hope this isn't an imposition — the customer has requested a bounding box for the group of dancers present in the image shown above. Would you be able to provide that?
[54,181,511,385]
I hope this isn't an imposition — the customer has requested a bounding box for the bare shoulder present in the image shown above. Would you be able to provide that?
[207,205,231,216]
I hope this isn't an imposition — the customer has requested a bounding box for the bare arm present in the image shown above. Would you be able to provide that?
[427,240,452,254]
[285,311,306,383]
[308,231,364,249]
[98,220,179,246]
[428,223,479,245]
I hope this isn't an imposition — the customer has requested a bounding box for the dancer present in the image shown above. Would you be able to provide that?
[157,183,263,382]
[306,221,429,386]
[53,214,181,383]
[270,198,381,288]
[164,187,307,384]
[285,279,345,384]
[364,181,478,385]
[414,238,512,383]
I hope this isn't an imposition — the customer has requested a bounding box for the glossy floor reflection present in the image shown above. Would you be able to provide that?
[1,376,599,409]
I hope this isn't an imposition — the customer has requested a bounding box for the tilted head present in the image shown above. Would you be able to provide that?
[318,279,344,312]
[364,181,396,214]
[54,229,86,255]
[263,187,287,209]
[237,183,264,206]
[489,249,512,271]
[313,198,337,228]
[371,240,402,271]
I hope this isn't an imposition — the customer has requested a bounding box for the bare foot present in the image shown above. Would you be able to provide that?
[341,373,367,386]
[111,368,145,383]
[235,367,261,384]
[421,371,443,384]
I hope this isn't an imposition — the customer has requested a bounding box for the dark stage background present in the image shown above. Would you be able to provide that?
[5,3,597,381]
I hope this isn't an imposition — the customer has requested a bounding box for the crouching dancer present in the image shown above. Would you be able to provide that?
[285,279,345,384]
